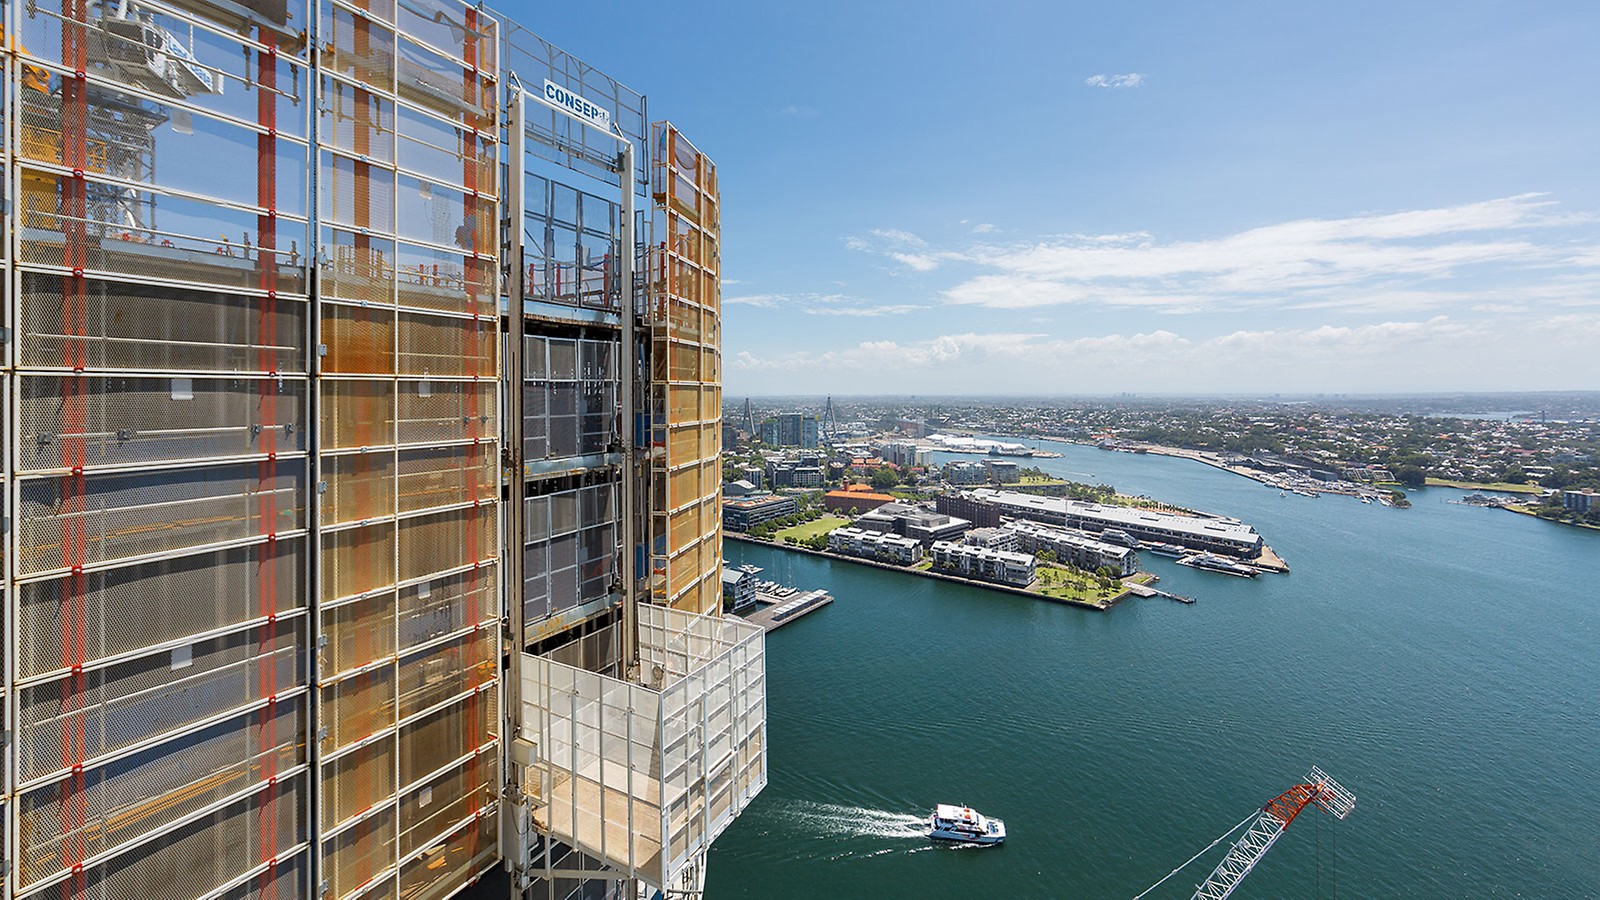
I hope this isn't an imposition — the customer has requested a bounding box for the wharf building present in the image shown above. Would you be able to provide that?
[827,527,923,565]
[0,6,762,900]
[939,489,1264,559]
[928,542,1036,586]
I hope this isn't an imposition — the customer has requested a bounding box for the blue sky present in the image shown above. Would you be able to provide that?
[517,0,1600,395]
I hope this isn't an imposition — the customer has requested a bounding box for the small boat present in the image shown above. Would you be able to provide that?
[929,804,1005,845]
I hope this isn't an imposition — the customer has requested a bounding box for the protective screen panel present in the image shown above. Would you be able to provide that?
[648,123,722,614]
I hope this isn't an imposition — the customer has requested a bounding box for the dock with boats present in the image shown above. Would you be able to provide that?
[742,576,835,632]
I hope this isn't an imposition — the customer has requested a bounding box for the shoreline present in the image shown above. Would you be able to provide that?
[725,533,1128,611]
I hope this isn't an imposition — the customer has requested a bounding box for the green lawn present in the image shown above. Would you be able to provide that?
[1422,477,1543,495]
[774,516,851,542]
[1017,474,1066,485]
[1029,565,1122,605]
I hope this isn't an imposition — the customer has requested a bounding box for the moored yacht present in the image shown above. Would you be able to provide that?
[929,804,1006,845]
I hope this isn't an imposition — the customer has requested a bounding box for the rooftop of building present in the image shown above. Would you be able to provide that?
[965,488,1261,542]
[723,493,796,510]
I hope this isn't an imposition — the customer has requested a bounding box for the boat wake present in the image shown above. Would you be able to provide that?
[789,802,928,840]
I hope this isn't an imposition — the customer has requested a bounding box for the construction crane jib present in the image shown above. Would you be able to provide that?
[1191,767,1356,900]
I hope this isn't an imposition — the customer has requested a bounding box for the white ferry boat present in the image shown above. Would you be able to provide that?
[928,804,1006,845]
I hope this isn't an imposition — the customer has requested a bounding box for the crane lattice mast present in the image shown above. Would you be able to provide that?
[1191,766,1355,900]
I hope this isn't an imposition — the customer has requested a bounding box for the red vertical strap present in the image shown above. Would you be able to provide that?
[56,0,91,894]
[253,32,282,893]
[458,8,485,852]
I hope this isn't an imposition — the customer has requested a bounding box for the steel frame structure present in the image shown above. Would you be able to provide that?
[1192,767,1356,900]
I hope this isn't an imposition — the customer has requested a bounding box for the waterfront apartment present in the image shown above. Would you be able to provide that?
[722,566,760,612]
[939,488,1265,559]
[828,527,925,564]
[0,4,762,899]
[1000,521,1139,577]
[964,526,1022,553]
[929,541,1038,586]
[723,493,802,531]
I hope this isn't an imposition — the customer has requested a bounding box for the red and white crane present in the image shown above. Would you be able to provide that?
[1137,767,1356,900]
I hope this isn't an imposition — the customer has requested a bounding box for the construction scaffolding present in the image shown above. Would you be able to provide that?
[312,0,503,897]
[648,123,722,615]
[2,5,753,900]
[6,0,314,896]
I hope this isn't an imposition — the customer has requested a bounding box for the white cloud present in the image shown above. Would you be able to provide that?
[727,315,1600,394]
[971,223,997,234]
[805,304,925,317]
[869,228,927,248]
[847,228,963,272]
[722,291,920,317]
[939,193,1595,313]
[1085,73,1144,89]
[780,104,818,118]
[889,252,941,272]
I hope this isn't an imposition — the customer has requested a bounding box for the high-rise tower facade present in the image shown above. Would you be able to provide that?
[0,3,761,899]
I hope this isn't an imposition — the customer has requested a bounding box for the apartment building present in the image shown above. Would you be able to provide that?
[0,5,762,900]
[827,527,924,565]
[928,542,1037,586]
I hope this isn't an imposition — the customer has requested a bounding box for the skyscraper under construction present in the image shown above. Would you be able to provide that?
[0,1,763,898]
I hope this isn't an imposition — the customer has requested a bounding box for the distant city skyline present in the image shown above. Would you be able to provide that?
[527,0,1600,395]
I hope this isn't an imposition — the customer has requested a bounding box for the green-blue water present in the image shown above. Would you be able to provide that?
[705,441,1600,898]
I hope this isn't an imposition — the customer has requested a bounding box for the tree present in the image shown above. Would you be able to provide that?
[1500,464,1528,485]
[870,467,899,490]
[1035,549,1057,564]
[1395,465,1427,487]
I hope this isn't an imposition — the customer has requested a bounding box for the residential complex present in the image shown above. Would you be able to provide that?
[0,5,761,900]
[928,542,1036,586]
[828,527,924,565]
[998,521,1139,577]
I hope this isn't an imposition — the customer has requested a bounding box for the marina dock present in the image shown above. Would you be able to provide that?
[1125,582,1197,604]
[744,585,834,632]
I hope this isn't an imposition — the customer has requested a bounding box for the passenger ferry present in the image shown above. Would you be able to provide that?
[928,804,1006,845]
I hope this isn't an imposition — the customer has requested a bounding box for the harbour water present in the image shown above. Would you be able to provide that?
[705,441,1600,898]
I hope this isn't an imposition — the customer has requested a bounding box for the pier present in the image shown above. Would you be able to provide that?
[744,585,835,632]
[1125,582,1197,604]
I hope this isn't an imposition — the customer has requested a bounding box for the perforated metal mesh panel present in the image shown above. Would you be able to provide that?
[5,0,316,894]
[311,1,503,895]
[17,375,308,471]
[649,124,723,614]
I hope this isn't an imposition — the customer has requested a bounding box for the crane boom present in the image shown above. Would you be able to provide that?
[1191,767,1355,900]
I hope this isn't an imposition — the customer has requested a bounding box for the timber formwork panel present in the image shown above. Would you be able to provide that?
[310,0,502,897]
[5,0,315,893]
[648,124,722,614]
